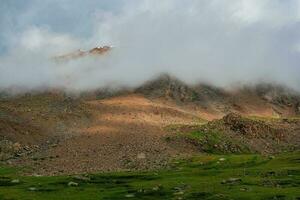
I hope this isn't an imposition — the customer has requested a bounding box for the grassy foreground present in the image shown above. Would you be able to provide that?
[0,152,299,200]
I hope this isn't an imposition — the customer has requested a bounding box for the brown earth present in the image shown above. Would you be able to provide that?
[6,94,200,175]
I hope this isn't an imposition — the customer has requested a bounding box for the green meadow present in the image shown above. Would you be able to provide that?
[0,152,299,200]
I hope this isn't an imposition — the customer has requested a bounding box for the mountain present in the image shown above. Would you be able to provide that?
[1,68,300,175]
[53,46,112,62]
[135,74,300,119]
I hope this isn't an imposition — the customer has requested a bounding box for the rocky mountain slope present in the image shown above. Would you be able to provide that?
[0,74,300,175]
[136,74,300,119]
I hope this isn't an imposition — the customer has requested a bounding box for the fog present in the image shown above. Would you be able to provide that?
[1,0,300,92]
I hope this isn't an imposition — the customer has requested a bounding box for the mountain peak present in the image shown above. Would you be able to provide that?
[53,45,112,62]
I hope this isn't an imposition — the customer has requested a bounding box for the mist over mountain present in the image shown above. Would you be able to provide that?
[1,0,300,92]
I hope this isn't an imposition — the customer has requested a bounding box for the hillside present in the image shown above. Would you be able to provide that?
[0,74,300,175]
[136,74,300,119]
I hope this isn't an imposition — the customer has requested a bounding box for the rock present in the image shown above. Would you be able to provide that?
[11,179,20,184]
[125,194,135,198]
[24,145,30,151]
[228,178,241,182]
[13,143,21,151]
[240,187,248,191]
[137,189,147,193]
[269,156,275,159]
[50,144,58,148]
[137,153,146,159]
[152,185,162,191]
[28,187,37,191]
[15,153,24,157]
[32,173,42,177]
[222,113,278,138]
[73,175,90,181]
[6,160,12,165]
[282,118,289,123]
[68,181,79,187]
[173,191,184,195]
[221,178,242,184]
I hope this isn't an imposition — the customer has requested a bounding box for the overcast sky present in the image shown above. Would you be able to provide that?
[0,0,300,91]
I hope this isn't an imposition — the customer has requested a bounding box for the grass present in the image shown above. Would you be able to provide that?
[0,152,299,200]
[182,130,252,154]
[172,115,300,155]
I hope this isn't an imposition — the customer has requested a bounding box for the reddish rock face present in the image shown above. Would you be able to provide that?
[53,46,112,62]
[88,46,111,55]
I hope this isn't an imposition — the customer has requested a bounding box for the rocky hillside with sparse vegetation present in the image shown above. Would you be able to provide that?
[0,74,300,175]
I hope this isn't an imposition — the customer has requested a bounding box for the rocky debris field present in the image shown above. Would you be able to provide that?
[170,113,300,154]
[1,94,200,175]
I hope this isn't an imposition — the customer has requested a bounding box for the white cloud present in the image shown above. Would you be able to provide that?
[18,27,80,55]
[0,0,300,92]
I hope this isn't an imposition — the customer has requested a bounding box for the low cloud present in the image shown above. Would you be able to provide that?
[1,0,300,92]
